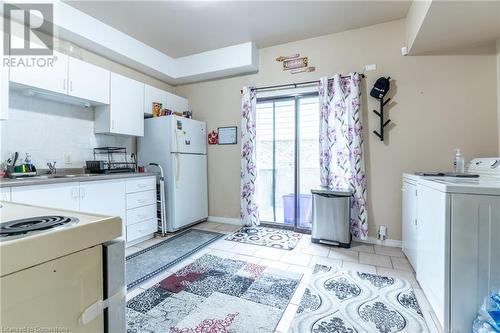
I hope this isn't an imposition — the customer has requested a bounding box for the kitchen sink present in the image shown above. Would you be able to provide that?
[14,174,99,180]
[51,174,99,178]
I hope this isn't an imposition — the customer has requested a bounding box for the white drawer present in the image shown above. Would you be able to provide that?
[127,204,156,226]
[126,190,156,209]
[126,177,156,194]
[127,218,157,242]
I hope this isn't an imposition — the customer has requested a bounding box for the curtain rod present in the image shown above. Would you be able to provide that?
[240,73,366,94]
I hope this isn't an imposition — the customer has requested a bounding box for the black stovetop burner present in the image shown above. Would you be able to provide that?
[0,216,79,239]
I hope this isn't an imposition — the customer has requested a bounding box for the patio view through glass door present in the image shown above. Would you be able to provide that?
[256,94,319,231]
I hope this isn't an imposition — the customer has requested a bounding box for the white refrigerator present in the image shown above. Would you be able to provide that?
[138,115,208,232]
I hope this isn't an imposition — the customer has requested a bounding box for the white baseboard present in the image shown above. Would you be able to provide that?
[208,216,241,226]
[355,236,402,248]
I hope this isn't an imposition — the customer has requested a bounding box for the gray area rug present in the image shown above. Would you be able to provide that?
[289,264,429,333]
[126,229,223,289]
[126,254,302,333]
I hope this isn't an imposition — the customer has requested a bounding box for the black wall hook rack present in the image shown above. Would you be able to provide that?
[373,97,391,141]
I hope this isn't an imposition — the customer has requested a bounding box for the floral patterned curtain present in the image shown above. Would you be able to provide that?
[240,86,259,226]
[318,74,368,239]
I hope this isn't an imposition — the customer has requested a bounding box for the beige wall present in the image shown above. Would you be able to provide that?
[176,19,498,241]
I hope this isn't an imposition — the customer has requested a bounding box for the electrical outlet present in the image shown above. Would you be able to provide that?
[63,153,72,165]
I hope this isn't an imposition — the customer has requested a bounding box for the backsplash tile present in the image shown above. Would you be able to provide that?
[1,90,135,169]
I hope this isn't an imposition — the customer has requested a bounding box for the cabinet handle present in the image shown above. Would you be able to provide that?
[70,80,73,92]
[137,199,146,204]
[63,79,66,91]
[111,120,115,130]
[71,187,78,200]
[80,187,86,199]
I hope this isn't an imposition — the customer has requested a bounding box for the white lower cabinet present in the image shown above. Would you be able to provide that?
[126,219,157,243]
[125,176,157,244]
[79,180,126,239]
[1,187,11,201]
[11,182,80,211]
[8,176,157,245]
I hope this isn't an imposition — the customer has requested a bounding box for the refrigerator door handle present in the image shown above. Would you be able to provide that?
[79,287,126,326]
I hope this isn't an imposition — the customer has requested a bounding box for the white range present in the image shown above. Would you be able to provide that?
[402,158,500,333]
[0,201,125,333]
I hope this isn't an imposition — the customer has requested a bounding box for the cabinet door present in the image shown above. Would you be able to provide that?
[0,187,11,201]
[402,180,418,270]
[144,84,167,115]
[11,182,79,211]
[109,73,144,136]
[0,51,8,120]
[0,30,6,120]
[165,91,188,113]
[79,180,126,238]
[68,57,110,104]
[9,36,69,95]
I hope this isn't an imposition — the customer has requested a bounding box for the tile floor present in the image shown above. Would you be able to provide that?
[126,221,443,333]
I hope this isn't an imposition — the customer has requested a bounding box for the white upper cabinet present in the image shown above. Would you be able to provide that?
[1,31,8,120]
[165,91,189,113]
[95,73,144,136]
[68,57,110,104]
[144,84,167,116]
[0,61,8,120]
[10,50,69,95]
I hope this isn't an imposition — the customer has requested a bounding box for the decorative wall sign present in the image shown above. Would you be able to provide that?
[276,53,316,75]
[218,126,237,145]
[283,57,308,70]
[275,54,300,62]
[291,66,316,74]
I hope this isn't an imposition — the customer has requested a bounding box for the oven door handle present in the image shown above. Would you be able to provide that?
[79,287,126,326]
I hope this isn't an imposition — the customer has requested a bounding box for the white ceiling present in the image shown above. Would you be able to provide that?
[409,0,500,55]
[64,1,412,58]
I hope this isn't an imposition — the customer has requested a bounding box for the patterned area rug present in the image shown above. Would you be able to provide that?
[126,229,223,289]
[126,254,302,333]
[289,265,429,333]
[226,226,302,250]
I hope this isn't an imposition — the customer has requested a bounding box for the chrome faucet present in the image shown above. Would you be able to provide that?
[47,161,57,174]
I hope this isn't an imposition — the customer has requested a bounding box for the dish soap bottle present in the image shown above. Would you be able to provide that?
[453,149,465,174]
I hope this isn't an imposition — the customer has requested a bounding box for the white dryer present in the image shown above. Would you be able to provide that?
[415,157,500,333]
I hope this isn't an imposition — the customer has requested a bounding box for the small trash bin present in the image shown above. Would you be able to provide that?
[311,186,352,248]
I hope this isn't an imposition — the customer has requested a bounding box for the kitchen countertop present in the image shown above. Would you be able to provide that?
[0,201,121,276]
[0,172,158,188]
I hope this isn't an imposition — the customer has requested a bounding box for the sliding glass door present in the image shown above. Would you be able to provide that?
[256,93,319,231]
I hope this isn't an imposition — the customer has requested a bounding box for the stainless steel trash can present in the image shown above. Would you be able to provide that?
[310,186,352,248]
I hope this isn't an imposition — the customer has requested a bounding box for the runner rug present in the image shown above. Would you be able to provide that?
[126,229,223,289]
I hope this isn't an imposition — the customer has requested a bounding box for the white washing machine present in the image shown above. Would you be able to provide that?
[415,158,500,333]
